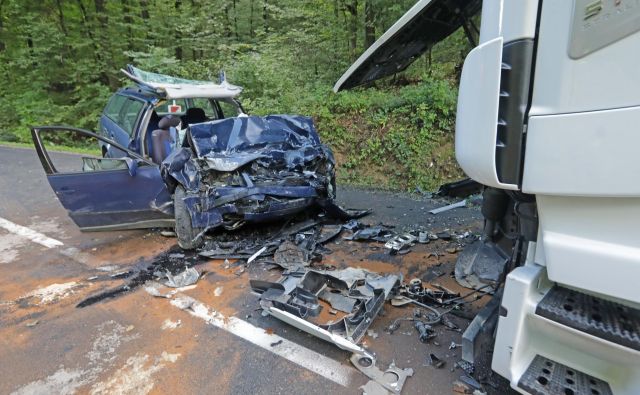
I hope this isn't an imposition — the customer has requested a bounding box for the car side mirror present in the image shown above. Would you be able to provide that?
[123,157,138,177]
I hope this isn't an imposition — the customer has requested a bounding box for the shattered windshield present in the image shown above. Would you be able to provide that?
[127,65,213,86]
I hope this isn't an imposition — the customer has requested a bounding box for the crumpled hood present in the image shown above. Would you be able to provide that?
[162,115,335,191]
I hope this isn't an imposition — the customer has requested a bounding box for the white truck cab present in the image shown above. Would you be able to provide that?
[336,1,640,394]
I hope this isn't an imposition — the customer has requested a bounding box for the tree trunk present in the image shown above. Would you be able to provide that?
[232,0,238,39]
[345,0,358,60]
[249,0,254,38]
[121,0,133,49]
[140,0,149,19]
[0,0,6,52]
[175,0,182,60]
[262,0,268,32]
[223,1,232,37]
[364,0,375,48]
[56,0,68,35]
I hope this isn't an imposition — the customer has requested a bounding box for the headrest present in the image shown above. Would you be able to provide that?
[185,107,206,118]
[159,115,181,129]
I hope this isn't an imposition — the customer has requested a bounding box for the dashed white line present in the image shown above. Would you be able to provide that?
[153,292,358,387]
[0,217,63,248]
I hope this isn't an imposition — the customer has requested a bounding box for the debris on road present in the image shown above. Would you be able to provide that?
[414,321,434,343]
[251,268,400,350]
[384,234,417,254]
[453,379,474,394]
[426,353,445,369]
[351,353,414,395]
[430,200,467,215]
[435,178,482,199]
[161,319,182,330]
[164,267,200,288]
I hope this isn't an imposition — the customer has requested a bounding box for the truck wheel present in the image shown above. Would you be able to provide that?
[173,186,204,250]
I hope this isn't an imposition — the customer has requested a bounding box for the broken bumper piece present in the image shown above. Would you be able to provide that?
[251,268,400,350]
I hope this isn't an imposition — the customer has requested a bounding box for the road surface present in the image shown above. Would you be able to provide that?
[0,145,493,395]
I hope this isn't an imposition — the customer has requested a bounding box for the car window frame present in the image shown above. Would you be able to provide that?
[104,94,128,124]
[118,96,146,137]
[31,126,155,175]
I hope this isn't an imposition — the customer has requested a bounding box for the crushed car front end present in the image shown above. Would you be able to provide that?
[161,114,337,247]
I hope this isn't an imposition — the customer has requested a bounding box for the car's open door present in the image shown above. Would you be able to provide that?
[333,0,481,92]
[31,126,174,231]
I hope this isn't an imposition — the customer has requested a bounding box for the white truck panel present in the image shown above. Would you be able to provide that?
[529,0,640,116]
[455,36,518,190]
[523,106,640,196]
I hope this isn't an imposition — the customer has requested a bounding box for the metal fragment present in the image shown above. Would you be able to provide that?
[350,354,414,395]
[429,200,467,215]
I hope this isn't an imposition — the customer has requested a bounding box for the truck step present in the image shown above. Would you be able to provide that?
[518,355,612,395]
[535,286,640,351]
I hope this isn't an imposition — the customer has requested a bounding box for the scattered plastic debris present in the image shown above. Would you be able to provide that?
[430,200,467,215]
[164,267,200,288]
[426,353,445,369]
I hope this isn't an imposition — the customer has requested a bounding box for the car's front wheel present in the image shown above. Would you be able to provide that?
[173,186,204,250]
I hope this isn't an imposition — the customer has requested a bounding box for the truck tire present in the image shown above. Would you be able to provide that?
[173,186,204,250]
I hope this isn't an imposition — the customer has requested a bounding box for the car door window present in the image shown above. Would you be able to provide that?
[217,99,242,118]
[119,98,144,136]
[36,128,146,174]
[191,98,216,118]
[104,95,128,122]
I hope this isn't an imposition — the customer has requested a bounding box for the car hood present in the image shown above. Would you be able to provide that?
[122,65,243,100]
[333,0,481,92]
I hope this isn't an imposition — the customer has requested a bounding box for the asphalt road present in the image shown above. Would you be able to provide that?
[0,145,490,395]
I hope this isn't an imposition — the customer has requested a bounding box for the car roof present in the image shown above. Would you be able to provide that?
[121,65,243,100]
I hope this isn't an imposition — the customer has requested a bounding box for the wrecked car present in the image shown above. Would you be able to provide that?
[161,114,338,248]
[31,66,345,249]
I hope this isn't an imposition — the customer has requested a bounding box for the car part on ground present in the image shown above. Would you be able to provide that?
[430,200,468,215]
[163,267,200,288]
[162,115,348,249]
[251,268,401,346]
[454,241,509,292]
[435,178,483,199]
[384,233,417,254]
[350,353,414,395]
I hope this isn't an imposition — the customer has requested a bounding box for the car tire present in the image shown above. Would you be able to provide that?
[173,186,204,250]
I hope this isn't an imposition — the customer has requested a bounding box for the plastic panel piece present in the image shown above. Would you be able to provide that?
[536,286,640,352]
[455,36,518,190]
[518,354,612,395]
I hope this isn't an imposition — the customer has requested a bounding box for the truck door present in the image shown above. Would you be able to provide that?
[31,126,174,231]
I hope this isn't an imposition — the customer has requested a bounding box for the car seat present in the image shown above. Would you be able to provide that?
[145,110,161,157]
[182,107,207,125]
[151,115,180,164]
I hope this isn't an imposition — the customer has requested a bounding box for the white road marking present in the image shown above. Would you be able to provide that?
[0,217,63,248]
[153,292,358,387]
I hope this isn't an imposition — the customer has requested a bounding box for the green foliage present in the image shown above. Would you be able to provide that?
[0,0,471,191]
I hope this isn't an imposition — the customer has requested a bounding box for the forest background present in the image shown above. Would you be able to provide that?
[0,0,474,190]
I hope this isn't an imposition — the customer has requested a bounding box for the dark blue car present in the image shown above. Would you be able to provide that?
[31,66,344,249]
